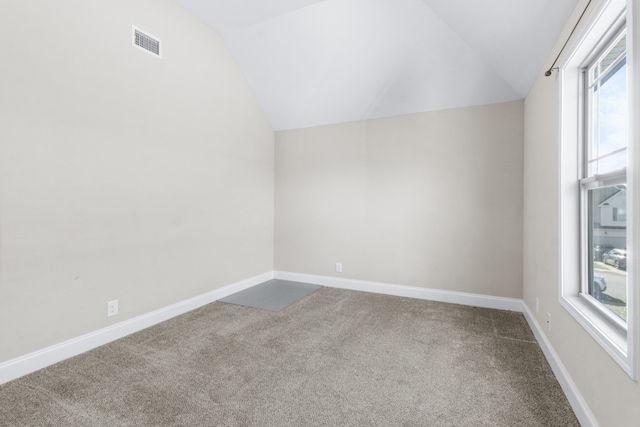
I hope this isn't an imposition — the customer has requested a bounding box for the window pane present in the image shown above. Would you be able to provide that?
[587,33,627,177]
[600,34,626,72]
[597,59,627,156]
[589,149,627,176]
[588,186,627,321]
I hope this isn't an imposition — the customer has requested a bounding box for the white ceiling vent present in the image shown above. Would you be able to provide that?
[132,26,161,58]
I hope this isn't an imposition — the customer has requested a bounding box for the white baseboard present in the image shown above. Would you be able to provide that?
[0,269,597,427]
[0,271,274,385]
[276,270,595,426]
[274,270,524,312]
[522,304,599,427]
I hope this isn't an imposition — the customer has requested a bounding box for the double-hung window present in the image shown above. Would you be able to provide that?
[560,0,637,379]
[582,29,627,318]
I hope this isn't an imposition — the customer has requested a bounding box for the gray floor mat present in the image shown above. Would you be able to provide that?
[218,279,322,312]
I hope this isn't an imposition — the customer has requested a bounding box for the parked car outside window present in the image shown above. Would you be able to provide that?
[602,249,627,270]
[593,245,614,262]
[592,273,607,301]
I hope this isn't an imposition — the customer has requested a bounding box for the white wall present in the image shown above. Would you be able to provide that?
[275,102,524,298]
[523,1,640,425]
[0,0,274,363]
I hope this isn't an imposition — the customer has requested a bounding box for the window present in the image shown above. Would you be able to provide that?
[560,0,637,379]
[613,206,627,221]
[583,29,628,321]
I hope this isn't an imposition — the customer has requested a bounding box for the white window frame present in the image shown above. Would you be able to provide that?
[559,0,638,379]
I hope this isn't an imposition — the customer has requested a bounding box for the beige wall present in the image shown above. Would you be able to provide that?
[6,2,635,424]
[275,102,524,298]
[523,1,640,426]
[0,0,274,363]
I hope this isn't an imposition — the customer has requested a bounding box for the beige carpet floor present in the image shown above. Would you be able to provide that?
[0,287,579,426]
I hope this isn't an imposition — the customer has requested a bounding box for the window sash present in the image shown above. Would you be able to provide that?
[580,28,629,327]
[583,28,628,178]
[579,181,628,329]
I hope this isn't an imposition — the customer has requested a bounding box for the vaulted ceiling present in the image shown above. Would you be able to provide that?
[174,0,578,130]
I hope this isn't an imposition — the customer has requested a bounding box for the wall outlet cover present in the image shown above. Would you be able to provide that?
[107,300,119,317]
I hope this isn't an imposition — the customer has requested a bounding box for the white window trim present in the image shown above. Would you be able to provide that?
[559,0,638,380]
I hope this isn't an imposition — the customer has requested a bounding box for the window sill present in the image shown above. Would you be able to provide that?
[560,293,633,377]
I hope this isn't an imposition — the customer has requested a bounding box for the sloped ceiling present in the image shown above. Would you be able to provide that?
[174,0,578,130]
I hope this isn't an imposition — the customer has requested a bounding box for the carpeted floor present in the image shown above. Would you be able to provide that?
[0,287,579,426]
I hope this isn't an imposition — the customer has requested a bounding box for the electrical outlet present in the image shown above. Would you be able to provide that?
[107,300,119,317]
[336,262,343,273]
[535,298,539,314]
[546,312,551,332]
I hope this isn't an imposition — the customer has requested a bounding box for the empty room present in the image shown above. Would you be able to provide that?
[0,0,638,426]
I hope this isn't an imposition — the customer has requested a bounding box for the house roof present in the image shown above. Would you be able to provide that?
[174,0,579,130]
[598,189,627,207]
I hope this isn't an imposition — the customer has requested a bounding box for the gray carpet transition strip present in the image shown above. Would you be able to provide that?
[219,279,322,312]
[0,287,579,426]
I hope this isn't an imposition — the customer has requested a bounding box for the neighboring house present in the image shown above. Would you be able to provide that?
[594,187,626,249]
